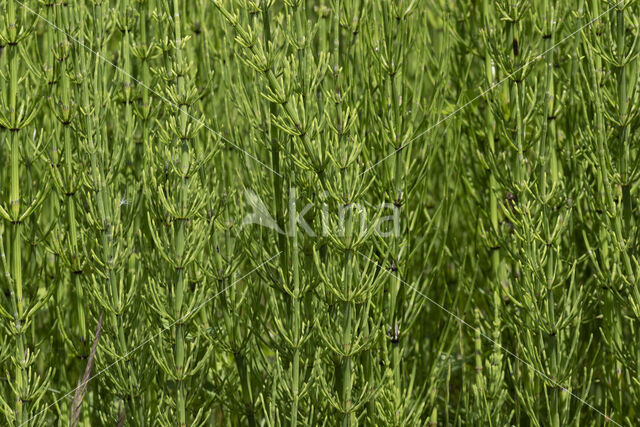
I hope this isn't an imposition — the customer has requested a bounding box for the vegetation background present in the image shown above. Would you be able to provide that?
[0,0,639,425]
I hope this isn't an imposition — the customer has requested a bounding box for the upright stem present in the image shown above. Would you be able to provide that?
[43,1,58,286]
[390,57,404,399]
[341,251,354,427]
[57,0,87,345]
[7,0,27,421]
[539,0,560,422]
[332,3,354,425]
[262,4,287,274]
[613,4,629,415]
[482,0,499,277]
[121,4,134,176]
[616,6,633,256]
[172,0,188,423]
[289,187,301,427]
[480,3,503,423]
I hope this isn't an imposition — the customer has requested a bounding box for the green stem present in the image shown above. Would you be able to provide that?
[616,7,633,266]
[290,187,301,427]
[7,1,27,421]
[482,0,499,256]
[342,250,354,427]
[172,0,188,423]
[539,1,560,421]
[262,3,288,275]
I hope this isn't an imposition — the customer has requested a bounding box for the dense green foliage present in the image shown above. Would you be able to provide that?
[1,0,639,425]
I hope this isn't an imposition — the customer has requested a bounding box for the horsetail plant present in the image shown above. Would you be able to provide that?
[2,0,640,425]
[0,1,51,425]
[143,0,216,423]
